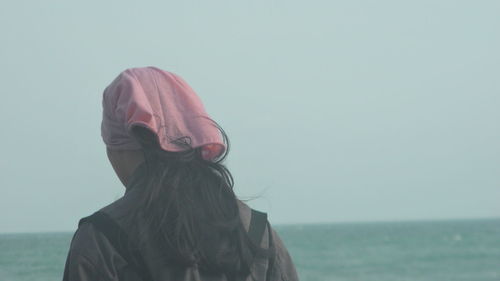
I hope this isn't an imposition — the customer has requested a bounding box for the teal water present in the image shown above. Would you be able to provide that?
[0,218,499,281]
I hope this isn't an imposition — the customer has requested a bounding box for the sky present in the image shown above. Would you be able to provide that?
[0,0,498,233]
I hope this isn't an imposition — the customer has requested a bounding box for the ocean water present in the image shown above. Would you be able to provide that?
[0,218,499,281]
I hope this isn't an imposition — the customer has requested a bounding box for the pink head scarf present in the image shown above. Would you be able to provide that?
[101,66,226,161]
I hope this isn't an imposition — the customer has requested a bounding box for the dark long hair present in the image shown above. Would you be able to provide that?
[126,118,271,280]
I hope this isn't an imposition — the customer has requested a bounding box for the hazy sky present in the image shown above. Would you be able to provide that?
[0,0,498,233]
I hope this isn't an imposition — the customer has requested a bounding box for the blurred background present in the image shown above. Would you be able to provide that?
[0,1,499,280]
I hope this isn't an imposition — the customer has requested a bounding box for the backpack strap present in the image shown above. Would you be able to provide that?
[248,209,276,280]
[265,220,276,281]
[247,209,268,247]
[78,211,154,281]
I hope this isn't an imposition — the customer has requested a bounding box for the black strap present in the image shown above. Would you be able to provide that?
[78,211,154,281]
[248,209,268,247]
[265,221,276,281]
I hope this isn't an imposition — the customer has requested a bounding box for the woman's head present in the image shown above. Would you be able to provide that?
[100,67,270,278]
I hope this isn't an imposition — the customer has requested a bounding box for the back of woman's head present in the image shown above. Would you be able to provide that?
[127,122,268,279]
[100,67,270,278]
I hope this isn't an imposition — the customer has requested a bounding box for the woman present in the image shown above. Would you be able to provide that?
[62,66,299,281]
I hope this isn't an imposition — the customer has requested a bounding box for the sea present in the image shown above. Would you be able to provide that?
[0,218,499,281]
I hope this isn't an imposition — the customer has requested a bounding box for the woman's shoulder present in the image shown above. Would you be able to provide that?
[69,219,121,264]
[72,195,142,258]
[64,221,126,281]
[236,200,272,248]
[68,193,140,263]
[265,223,300,281]
[236,201,299,280]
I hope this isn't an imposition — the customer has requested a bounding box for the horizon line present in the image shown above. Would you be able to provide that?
[1,215,499,235]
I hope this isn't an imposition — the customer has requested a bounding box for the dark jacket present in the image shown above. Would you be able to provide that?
[62,165,299,281]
